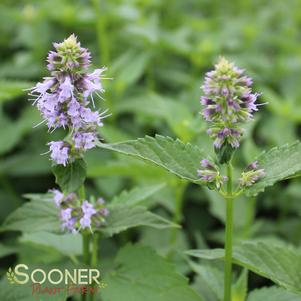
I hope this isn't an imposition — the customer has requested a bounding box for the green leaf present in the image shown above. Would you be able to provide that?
[245,141,301,196]
[1,197,60,233]
[100,205,179,237]
[87,156,169,180]
[0,151,50,176]
[186,241,301,294]
[111,183,165,206]
[97,135,204,182]
[20,232,82,256]
[52,159,87,193]
[116,93,200,141]
[233,269,248,301]
[0,107,40,155]
[102,244,205,301]
[112,50,152,91]
[189,261,223,301]
[0,276,67,301]
[0,80,32,103]
[247,287,301,301]
[0,243,17,258]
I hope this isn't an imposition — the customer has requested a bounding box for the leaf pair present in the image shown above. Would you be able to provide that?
[97,135,301,196]
[1,184,177,239]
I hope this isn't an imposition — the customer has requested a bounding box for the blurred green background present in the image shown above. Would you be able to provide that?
[1,0,301,292]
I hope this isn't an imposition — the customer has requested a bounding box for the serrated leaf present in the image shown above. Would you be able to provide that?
[111,183,165,206]
[97,135,203,182]
[1,198,60,233]
[102,244,205,301]
[245,141,301,196]
[52,159,87,193]
[186,241,301,294]
[247,286,301,301]
[100,205,179,237]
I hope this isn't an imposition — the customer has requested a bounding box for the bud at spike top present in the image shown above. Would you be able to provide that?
[29,34,110,166]
[201,57,261,150]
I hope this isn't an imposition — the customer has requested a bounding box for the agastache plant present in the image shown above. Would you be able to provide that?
[29,34,109,166]
[95,57,271,301]
[28,35,110,301]
[200,57,265,301]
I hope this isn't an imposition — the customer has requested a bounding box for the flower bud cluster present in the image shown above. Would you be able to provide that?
[239,161,265,187]
[51,189,109,234]
[197,159,228,190]
[201,57,260,150]
[30,34,109,166]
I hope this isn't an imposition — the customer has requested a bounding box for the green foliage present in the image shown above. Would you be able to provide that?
[186,240,301,294]
[115,93,202,141]
[111,183,165,206]
[103,244,205,301]
[20,232,82,256]
[245,142,301,196]
[52,159,87,193]
[101,205,179,237]
[1,0,301,299]
[1,191,177,240]
[0,80,32,103]
[0,244,17,258]
[0,277,67,301]
[247,287,301,301]
[1,197,60,233]
[97,135,204,182]
[190,261,223,301]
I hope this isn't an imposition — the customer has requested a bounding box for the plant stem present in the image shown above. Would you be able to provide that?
[82,233,91,301]
[224,163,234,301]
[168,180,186,257]
[90,234,99,301]
[79,184,90,301]
[83,233,91,265]
[91,233,99,267]
[79,185,86,200]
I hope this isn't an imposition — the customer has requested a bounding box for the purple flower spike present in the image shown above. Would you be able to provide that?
[29,34,110,165]
[200,57,263,150]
